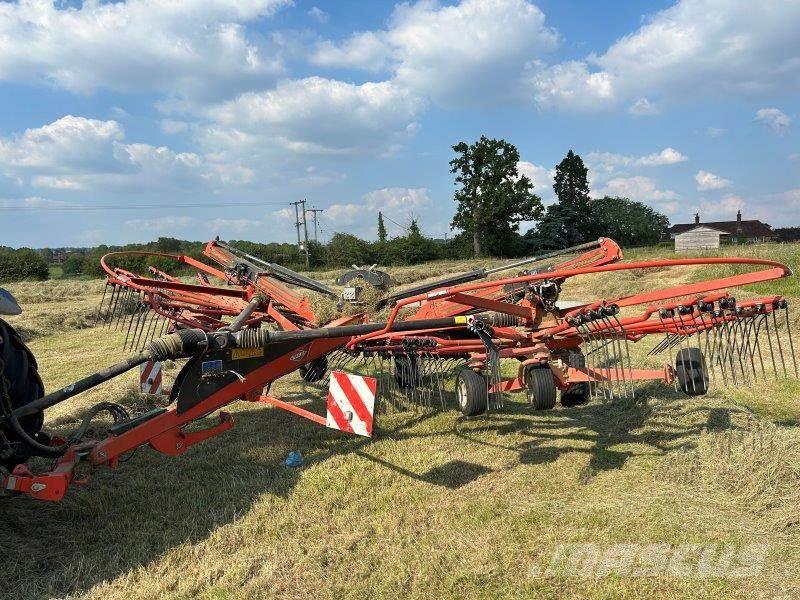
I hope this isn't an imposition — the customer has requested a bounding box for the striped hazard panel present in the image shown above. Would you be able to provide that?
[326,371,376,437]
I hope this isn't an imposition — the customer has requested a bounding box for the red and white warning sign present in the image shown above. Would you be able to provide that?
[139,360,163,395]
[326,370,376,437]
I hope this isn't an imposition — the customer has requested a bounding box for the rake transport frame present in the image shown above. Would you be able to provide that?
[0,238,796,502]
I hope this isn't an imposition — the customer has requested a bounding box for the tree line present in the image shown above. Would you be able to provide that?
[1,139,672,282]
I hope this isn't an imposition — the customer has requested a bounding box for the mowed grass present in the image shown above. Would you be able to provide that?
[1,243,800,599]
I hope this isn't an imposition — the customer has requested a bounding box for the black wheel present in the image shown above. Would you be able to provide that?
[455,368,487,416]
[675,347,708,396]
[299,356,328,383]
[394,355,420,389]
[525,364,556,410]
[0,318,45,469]
[561,351,590,407]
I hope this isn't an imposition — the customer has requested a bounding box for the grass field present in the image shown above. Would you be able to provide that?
[2,243,800,599]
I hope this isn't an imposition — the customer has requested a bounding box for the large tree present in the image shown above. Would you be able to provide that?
[587,196,670,247]
[553,149,590,208]
[525,150,594,250]
[377,212,387,243]
[450,136,543,257]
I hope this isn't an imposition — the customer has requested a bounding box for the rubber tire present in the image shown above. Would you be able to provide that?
[561,351,590,407]
[456,368,488,417]
[299,356,328,383]
[394,355,420,389]
[675,347,708,396]
[0,318,45,469]
[526,365,557,410]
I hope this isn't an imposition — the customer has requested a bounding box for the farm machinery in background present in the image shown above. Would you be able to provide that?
[0,237,796,502]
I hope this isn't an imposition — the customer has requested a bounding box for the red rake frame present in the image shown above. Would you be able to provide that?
[2,244,795,502]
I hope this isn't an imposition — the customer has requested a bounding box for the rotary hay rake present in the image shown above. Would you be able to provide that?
[0,238,796,502]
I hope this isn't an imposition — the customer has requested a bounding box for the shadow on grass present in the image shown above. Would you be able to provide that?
[451,381,753,480]
[0,380,751,598]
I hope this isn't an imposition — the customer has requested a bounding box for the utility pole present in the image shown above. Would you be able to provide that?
[306,208,324,242]
[290,199,310,267]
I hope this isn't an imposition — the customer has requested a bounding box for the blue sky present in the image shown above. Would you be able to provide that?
[0,0,798,248]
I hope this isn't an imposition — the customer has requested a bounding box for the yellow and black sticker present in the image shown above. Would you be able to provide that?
[231,347,264,360]
[454,316,468,324]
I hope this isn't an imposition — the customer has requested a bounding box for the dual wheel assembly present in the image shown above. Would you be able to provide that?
[455,348,709,417]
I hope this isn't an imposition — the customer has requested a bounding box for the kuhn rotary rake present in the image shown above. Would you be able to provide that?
[0,238,796,501]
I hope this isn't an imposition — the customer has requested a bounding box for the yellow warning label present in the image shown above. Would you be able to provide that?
[454,316,468,324]
[231,347,264,360]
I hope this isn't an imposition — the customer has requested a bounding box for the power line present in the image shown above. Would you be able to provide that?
[306,208,324,242]
[0,201,288,212]
[290,199,310,268]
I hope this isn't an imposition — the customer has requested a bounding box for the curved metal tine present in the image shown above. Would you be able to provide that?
[720,316,739,386]
[132,301,150,351]
[601,316,623,398]
[123,293,142,351]
[612,314,635,399]
[579,323,597,400]
[658,313,678,392]
[95,282,110,326]
[131,297,149,351]
[434,355,446,410]
[751,312,767,379]
[740,312,760,382]
[587,322,604,400]
[591,320,612,400]
[648,332,674,356]
[418,352,428,408]
[730,318,751,385]
[762,311,778,377]
[734,314,755,383]
[709,313,728,386]
[784,304,798,377]
[141,306,159,350]
[114,287,130,330]
[771,309,788,377]
[389,355,399,410]
[127,299,146,352]
[105,284,121,329]
[697,312,713,389]
[676,312,697,394]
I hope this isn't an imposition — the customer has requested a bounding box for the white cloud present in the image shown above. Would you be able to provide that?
[695,170,731,191]
[530,60,615,111]
[312,32,394,72]
[517,161,554,197]
[636,147,688,166]
[628,97,659,116]
[587,147,687,176]
[124,216,196,232]
[320,187,432,237]
[0,115,123,169]
[31,176,84,190]
[707,127,727,138]
[307,7,328,23]
[0,115,251,193]
[0,196,70,209]
[755,108,791,135]
[204,77,425,156]
[593,175,679,212]
[0,0,289,99]
[698,193,744,218]
[312,0,559,106]
[161,120,190,135]
[529,0,800,111]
